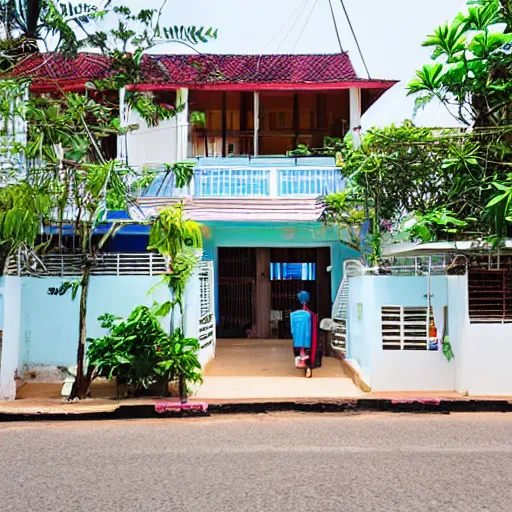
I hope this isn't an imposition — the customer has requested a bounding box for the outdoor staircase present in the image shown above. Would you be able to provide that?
[331,259,365,355]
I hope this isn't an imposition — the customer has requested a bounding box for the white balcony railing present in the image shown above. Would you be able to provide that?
[144,160,345,199]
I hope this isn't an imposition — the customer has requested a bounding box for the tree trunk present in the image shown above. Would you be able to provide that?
[69,264,91,399]
[179,374,187,404]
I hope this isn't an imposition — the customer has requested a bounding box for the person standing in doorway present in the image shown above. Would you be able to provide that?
[290,290,319,378]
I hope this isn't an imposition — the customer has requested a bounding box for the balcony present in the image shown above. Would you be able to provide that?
[143,157,345,199]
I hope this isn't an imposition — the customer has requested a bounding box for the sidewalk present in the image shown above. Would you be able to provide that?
[2,392,512,421]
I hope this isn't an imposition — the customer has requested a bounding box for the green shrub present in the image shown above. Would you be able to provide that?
[87,306,202,397]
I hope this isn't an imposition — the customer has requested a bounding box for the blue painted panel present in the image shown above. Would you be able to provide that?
[106,234,149,252]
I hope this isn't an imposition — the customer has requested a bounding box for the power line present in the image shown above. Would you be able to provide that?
[328,0,344,53]
[339,0,370,78]
[277,0,311,52]
[292,0,319,52]
[264,0,310,51]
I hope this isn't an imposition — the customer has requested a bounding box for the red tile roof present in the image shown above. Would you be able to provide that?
[147,53,357,85]
[8,53,111,86]
[138,197,327,222]
[4,52,396,91]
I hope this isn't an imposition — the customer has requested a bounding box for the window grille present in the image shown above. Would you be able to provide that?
[381,306,429,350]
[468,268,512,323]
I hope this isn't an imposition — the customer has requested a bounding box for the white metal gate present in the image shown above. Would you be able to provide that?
[198,260,216,364]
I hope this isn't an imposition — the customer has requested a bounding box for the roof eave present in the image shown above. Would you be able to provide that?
[125,80,396,92]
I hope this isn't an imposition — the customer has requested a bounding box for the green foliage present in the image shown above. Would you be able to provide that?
[86,306,202,397]
[0,2,216,399]
[0,182,50,251]
[148,203,203,320]
[286,144,312,157]
[189,110,206,127]
[324,123,468,258]
[165,162,195,189]
[152,250,199,316]
[402,208,468,242]
[326,0,512,259]
[148,204,203,261]
[87,306,166,394]
[409,0,512,128]
[155,330,202,392]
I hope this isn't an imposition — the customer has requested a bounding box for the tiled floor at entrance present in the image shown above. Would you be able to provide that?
[195,338,363,400]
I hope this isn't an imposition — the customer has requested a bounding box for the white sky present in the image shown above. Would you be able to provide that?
[98,0,465,80]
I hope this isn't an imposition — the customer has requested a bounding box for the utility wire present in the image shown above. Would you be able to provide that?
[339,0,371,78]
[277,0,311,52]
[264,0,309,50]
[328,0,344,53]
[292,0,319,52]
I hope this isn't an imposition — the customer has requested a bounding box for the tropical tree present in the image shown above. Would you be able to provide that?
[324,123,469,262]
[325,0,512,260]
[406,0,512,240]
[0,3,216,399]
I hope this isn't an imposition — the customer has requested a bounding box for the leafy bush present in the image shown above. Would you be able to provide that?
[155,329,203,394]
[87,306,202,397]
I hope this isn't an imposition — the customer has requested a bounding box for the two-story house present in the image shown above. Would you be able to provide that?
[6,51,395,341]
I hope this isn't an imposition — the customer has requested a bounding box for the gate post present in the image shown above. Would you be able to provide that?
[0,277,23,400]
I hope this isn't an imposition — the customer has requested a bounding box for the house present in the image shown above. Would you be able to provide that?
[5,51,395,337]
[0,51,395,399]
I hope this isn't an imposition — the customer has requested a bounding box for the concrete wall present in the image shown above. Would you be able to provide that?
[19,276,173,370]
[127,110,181,167]
[346,276,374,381]
[347,275,454,392]
[0,276,4,331]
[0,277,22,399]
[448,275,512,396]
[0,273,211,397]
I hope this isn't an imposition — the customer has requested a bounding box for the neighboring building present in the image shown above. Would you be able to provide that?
[3,51,395,342]
[333,243,512,396]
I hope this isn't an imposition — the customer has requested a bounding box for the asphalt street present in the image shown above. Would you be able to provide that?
[1,412,511,512]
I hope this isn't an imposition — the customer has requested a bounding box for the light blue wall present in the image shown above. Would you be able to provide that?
[19,276,172,367]
[0,276,4,331]
[347,275,448,379]
[347,277,375,378]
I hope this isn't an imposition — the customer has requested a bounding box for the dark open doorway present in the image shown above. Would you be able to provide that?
[217,247,331,339]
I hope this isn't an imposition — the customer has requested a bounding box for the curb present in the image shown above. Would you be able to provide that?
[2,398,512,421]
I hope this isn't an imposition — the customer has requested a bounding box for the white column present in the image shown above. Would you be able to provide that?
[117,87,128,163]
[0,277,22,400]
[349,87,362,129]
[253,91,260,156]
[176,88,189,162]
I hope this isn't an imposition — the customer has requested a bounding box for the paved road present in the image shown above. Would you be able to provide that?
[1,413,512,512]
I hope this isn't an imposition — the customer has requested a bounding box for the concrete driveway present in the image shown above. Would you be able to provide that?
[195,338,362,400]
